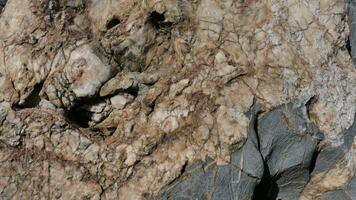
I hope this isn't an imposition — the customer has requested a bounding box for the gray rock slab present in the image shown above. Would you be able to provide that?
[312,116,356,175]
[257,102,320,175]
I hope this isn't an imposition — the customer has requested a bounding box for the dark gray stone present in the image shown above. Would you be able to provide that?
[257,102,321,174]
[231,103,264,179]
[346,175,356,198]
[350,0,356,64]
[229,171,259,200]
[155,160,260,200]
[230,138,264,178]
[155,159,216,200]
[212,165,234,200]
[256,101,322,199]
[276,170,310,200]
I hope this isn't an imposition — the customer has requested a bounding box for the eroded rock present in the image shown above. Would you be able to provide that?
[0,0,355,199]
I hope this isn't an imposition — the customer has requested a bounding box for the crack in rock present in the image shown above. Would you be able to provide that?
[154,101,323,200]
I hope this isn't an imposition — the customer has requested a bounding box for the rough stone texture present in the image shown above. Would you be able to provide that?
[155,101,323,200]
[155,103,263,200]
[256,101,322,200]
[0,0,355,199]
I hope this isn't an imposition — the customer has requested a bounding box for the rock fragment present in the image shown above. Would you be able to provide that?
[42,43,114,108]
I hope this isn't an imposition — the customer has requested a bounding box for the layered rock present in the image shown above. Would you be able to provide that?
[0,0,355,199]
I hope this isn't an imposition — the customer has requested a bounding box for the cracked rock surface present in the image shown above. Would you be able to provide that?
[0,0,355,199]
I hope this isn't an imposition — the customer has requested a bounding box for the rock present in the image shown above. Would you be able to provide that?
[100,72,139,97]
[155,103,262,200]
[155,159,217,200]
[41,43,114,108]
[0,0,355,199]
[216,106,249,148]
[300,114,356,199]
[66,43,114,98]
[110,94,134,110]
[256,101,322,199]
[0,103,24,146]
[316,175,355,200]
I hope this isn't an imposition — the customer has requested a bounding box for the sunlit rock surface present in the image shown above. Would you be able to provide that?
[0,0,355,199]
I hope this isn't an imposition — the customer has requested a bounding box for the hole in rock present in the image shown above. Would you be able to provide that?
[148,11,172,29]
[65,98,103,128]
[106,17,121,30]
[15,82,44,109]
[252,162,279,200]
[65,96,115,128]
[66,105,92,128]
[124,86,139,98]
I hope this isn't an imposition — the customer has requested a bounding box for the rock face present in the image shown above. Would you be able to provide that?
[0,0,355,199]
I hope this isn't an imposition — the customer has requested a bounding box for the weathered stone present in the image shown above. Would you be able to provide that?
[0,0,355,199]
[300,114,356,199]
[0,103,24,146]
[309,175,355,200]
[100,72,139,97]
[41,43,115,108]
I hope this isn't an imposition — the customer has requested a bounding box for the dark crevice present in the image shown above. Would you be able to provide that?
[148,11,165,29]
[347,36,352,57]
[305,96,317,120]
[252,163,279,200]
[179,161,188,176]
[251,102,279,200]
[253,108,261,150]
[64,98,105,128]
[106,17,121,30]
[123,85,139,98]
[66,105,92,128]
[15,82,44,109]
[308,150,319,174]
[147,11,172,30]
[64,85,140,128]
